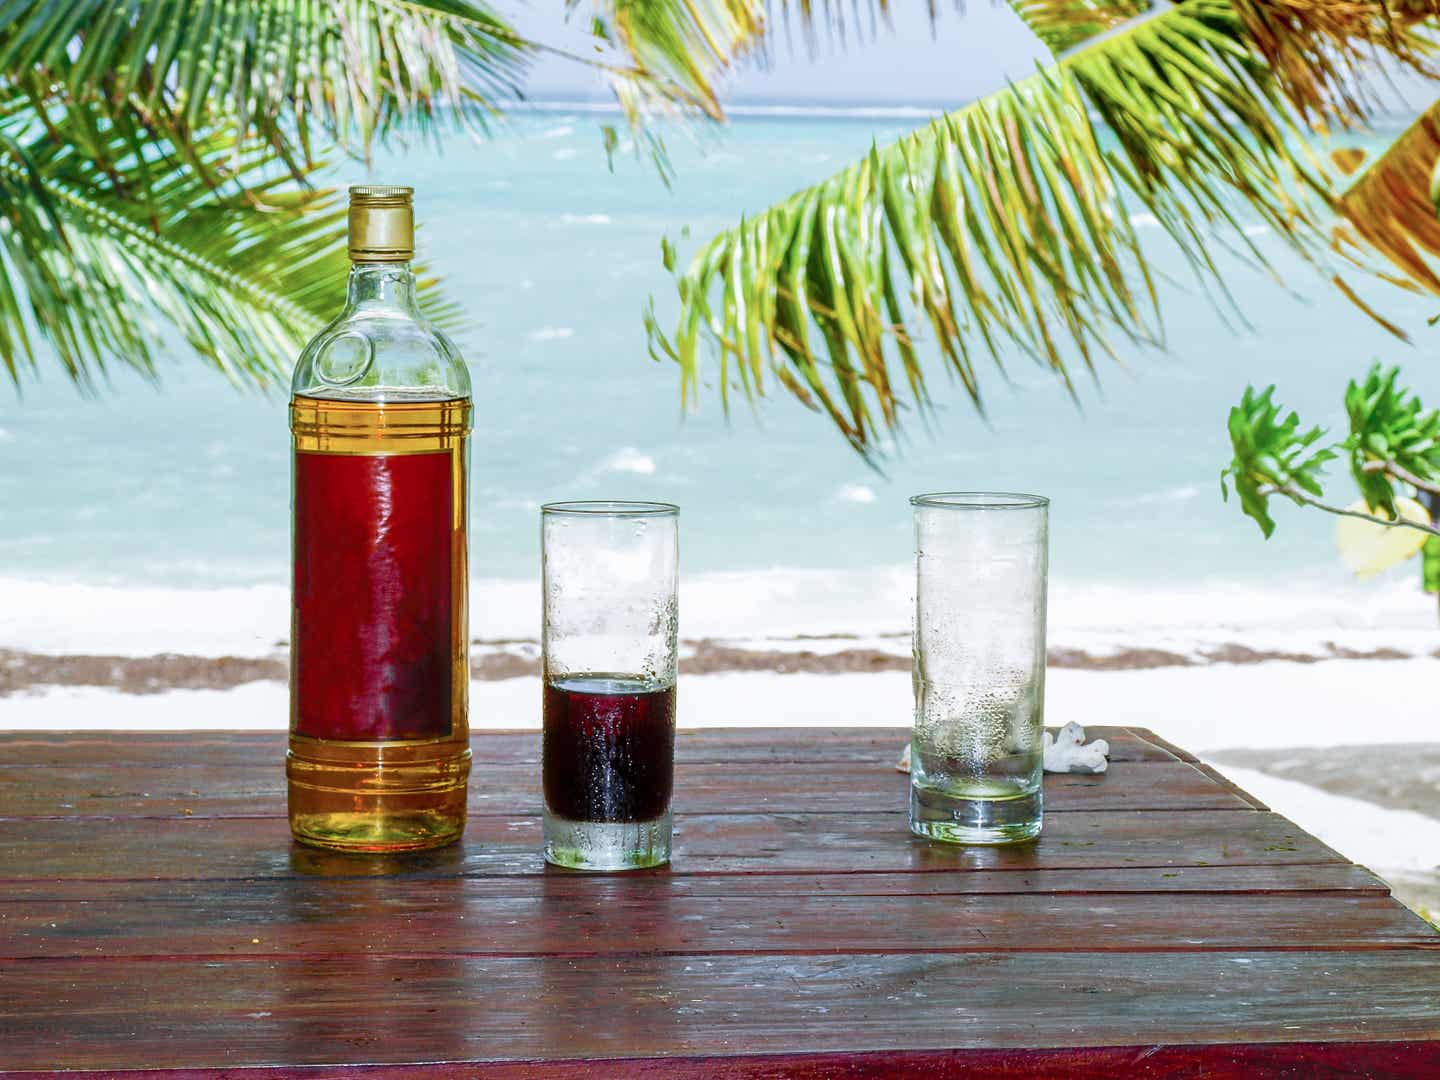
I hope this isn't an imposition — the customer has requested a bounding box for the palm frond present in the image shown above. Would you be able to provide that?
[653,0,1440,457]
[0,0,528,161]
[582,0,768,121]
[1334,101,1440,295]
[585,0,928,164]
[584,0,936,108]
[1,0,919,163]
[1008,0,1152,56]
[0,96,449,389]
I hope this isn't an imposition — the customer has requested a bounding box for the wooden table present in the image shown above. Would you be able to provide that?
[2,726,1438,1076]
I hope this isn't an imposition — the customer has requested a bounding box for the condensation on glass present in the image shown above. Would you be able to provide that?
[286,185,473,852]
[909,492,1049,845]
[540,501,679,870]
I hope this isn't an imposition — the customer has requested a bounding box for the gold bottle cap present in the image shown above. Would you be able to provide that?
[348,185,414,263]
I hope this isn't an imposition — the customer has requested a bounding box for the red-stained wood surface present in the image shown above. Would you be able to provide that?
[0,726,1436,1077]
[0,726,1184,766]
[0,760,1254,818]
[0,808,1357,879]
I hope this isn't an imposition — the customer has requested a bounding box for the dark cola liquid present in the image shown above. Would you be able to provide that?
[543,675,676,823]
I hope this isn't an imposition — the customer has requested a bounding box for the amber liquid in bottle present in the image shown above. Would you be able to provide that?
[287,396,471,850]
[286,185,472,852]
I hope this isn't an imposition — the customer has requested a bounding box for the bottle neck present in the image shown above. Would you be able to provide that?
[345,261,419,314]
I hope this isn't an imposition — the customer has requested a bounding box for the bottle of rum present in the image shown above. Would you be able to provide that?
[287,185,471,851]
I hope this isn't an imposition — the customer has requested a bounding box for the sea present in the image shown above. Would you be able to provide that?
[2,107,1437,657]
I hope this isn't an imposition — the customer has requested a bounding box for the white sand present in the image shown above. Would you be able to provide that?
[4,572,1436,659]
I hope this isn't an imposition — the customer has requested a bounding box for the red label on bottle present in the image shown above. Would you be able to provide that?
[292,451,455,741]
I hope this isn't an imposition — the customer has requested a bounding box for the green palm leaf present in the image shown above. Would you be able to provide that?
[589,0,927,177]
[0,95,451,389]
[0,0,528,161]
[1009,0,1152,56]
[652,0,1440,456]
[587,0,767,121]
[0,1,895,163]
[586,1,923,119]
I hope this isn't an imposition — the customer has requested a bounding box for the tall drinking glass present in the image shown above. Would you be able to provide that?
[541,501,679,870]
[909,492,1049,844]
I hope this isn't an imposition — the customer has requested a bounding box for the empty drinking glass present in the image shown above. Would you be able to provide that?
[540,501,679,870]
[909,492,1049,844]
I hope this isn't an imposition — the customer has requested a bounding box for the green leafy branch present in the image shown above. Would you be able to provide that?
[1221,364,1440,540]
[1345,365,1440,515]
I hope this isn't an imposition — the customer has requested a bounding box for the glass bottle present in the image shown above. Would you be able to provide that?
[286,185,472,851]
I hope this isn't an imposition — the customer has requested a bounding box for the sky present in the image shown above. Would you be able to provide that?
[511,3,1050,107]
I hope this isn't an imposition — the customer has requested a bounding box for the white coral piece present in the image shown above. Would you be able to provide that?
[897,722,1110,775]
[1043,722,1109,774]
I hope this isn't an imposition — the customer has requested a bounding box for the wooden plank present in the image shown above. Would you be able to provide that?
[0,726,1182,767]
[0,761,1251,819]
[0,809,1348,882]
[10,1042,1437,1079]
[7,885,1434,960]
[1131,729,1201,763]
[0,862,1392,904]
[7,1044,1440,1080]
[0,730,285,768]
[1188,760,1270,811]
[1,951,1437,1071]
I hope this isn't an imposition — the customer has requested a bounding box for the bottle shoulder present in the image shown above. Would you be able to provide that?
[292,308,470,402]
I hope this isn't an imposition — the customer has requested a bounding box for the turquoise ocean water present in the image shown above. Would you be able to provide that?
[1,110,1436,639]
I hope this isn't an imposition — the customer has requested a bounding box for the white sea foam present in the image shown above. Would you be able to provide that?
[561,212,611,226]
[507,100,948,121]
[1128,212,1161,228]
[0,578,290,657]
[1243,223,1270,237]
[541,125,575,139]
[0,570,1436,660]
[552,148,578,160]
[725,103,944,120]
[528,326,575,341]
[836,484,877,504]
[0,427,14,441]
[646,570,1422,656]
[601,447,658,475]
